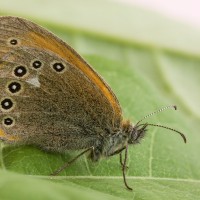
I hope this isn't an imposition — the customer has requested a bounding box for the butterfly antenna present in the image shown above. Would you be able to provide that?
[143,123,187,143]
[136,105,177,126]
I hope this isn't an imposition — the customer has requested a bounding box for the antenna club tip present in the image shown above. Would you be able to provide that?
[173,105,177,110]
[181,134,187,143]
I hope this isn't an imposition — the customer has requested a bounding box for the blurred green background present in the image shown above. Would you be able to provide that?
[0,0,200,199]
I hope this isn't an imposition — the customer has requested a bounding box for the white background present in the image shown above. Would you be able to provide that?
[114,0,200,28]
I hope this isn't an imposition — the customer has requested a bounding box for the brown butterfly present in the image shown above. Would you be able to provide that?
[0,16,186,190]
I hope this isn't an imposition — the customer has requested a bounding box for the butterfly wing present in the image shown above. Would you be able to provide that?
[0,16,121,118]
[0,16,122,151]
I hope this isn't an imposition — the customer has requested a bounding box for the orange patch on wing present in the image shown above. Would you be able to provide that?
[0,129,19,141]
[25,31,122,122]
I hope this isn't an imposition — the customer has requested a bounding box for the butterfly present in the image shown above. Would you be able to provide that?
[0,16,186,190]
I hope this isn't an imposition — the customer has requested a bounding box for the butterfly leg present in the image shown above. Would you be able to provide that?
[122,144,132,190]
[119,152,129,171]
[50,146,94,176]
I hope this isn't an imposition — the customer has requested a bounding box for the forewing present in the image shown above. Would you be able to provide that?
[0,16,122,122]
[0,16,122,150]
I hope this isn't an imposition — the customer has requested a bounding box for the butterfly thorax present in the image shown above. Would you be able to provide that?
[90,120,147,161]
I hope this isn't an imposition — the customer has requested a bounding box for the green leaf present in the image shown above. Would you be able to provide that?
[0,170,123,200]
[0,0,200,199]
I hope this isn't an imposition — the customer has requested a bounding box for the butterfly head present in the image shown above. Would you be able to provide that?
[126,122,148,145]
[123,105,187,146]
